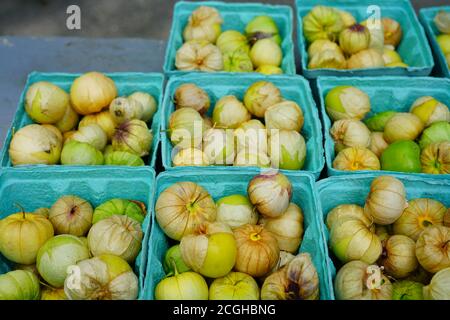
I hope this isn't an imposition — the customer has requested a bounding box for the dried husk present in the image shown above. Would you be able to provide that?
[155,182,216,240]
[259,203,304,253]
[415,225,450,273]
[172,147,210,167]
[326,204,372,230]
[261,253,319,300]
[265,100,304,132]
[420,141,450,174]
[364,176,407,225]
[393,198,446,241]
[174,83,210,115]
[175,40,223,72]
[49,195,93,236]
[423,267,450,300]
[330,119,371,152]
[379,235,418,278]
[243,81,282,118]
[334,261,392,300]
[369,132,389,158]
[234,224,280,277]
[332,147,380,171]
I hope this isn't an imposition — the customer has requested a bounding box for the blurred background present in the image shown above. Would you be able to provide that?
[1,0,448,39]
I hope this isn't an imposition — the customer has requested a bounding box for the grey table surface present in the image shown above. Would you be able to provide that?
[0,36,166,149]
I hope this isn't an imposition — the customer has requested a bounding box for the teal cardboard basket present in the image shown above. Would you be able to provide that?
[0,166,156,300]
[142,168,334,300]
[161,73,324,179]
[316,173,450,300]
[163,1,296,76]
[0,72,164,169]
[420,6,450,78]
[317,76,450,177]
[296,0,434,79]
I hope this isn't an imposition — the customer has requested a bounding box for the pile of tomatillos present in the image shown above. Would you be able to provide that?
[9,72,156,167]
[303,5,407,70]
[325,85,450,174]
[154,171,319,300]
[168,81,306,169]
[175,6,285,74]
[328,175,450,300]
[0,196,146,300]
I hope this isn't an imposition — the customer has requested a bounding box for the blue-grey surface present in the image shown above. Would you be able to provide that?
[0,36,166,148]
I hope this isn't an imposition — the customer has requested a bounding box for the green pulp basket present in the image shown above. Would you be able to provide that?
[317,76,450,178]
[0,166,156,300]
[296,0,434,79]
[419,6,450,78]
[163,1,296,75]
[161,73,324,180]
[316,173,450,300]
[143,168,334,300]
[0,72,164,169]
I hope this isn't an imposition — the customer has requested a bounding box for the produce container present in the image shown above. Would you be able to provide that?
[161,73,324,179]
[419,6,450,78]
[295,0,434,79]
[0,166,156,300]
[316,173,450,300]
[163,1,296,75]
[317,76,450,177]
[0,72,164,168]
[143,168,334,300]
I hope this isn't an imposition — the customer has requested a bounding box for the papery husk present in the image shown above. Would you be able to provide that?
[364,176,407,225]
[49,195,93,236]
[169,107,204,149]
[79,111,117,140]
[259,203,304,253]
[172,147,210,167]
[308,48,347,69]
[393,198,446,241]
[112,119,152,157]
[333,147,380,171]
[423,267,450,300]
[234,224,280,277]
[216,194,258,230]
[435,11,450,34]
[326,204,372,230]
[223,49,253,72]
[155,182,216,240]
[216,30,249,54]
[71,123,107,151]
[263,251,296,281]
[420,141,450,174]
[410,96,450,127]
[265,100,304,132]
[339,24,370,55]
[249,39,282,68]
[330,217,381,264]
[175,40,223,72]
[9,124,62,166]
[302,5,344,43]
[307,39,342,57]
[243,81,282,118]
[334,261,392,300]
[55,104,79,133]
[347,49,385,69]
[128,91,157,122]
[155,270,208,300]
[444,208,450,228]
[174,83,210,115]
[0,270,40,300]
[379,235,418,279]
[202,128,235,165]
[183,6,222,43]
[180,222,236,278]
[261,253,319,300]
[87,215,143,263]
[325,85,371,121]
[64,254,138,300]
[369,132,389,158]
[247,171,292,218]
[337,9,356,28]
[109,97,143,124]
[25,81,69,124]
[212,95,251,129]
[382,18,403,47]
[234,121,268,155]
[268,130,306,170]
[330,119,371,153]
[383,113,424,143]
[416,225,450,273]
[70,72,117,115]
[209,272,259,300]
